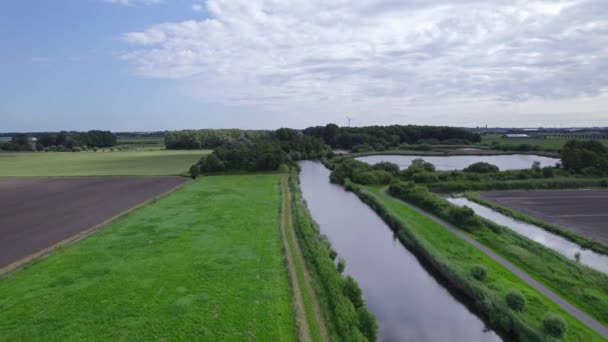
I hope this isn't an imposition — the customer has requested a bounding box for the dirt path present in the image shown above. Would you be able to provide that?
[380,189,608,339]
[280,175,329,342]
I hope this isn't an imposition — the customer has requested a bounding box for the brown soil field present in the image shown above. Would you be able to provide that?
[0,176,188,271]
[480,189,608,243]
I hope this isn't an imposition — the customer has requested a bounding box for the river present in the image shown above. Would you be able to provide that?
[298,161,502,342]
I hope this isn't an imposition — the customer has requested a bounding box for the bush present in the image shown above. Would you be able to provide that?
[506,290,526,312]
[542,166,554,178]
[543,313,566,338]
[357,307,378,342]
[463,162,499,173]
[337,258,346,273]
[72,146,82,152]
[471,265,487,281]
[189,165,200,179]
[601,180,608,188]
[343,276,364,309]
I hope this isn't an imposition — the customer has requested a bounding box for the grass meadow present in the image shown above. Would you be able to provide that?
[0,150,209,176]
[0,174,296,341]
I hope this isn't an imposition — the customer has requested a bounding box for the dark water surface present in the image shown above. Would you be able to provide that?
[357,154,559,171]
[298,161,502,342]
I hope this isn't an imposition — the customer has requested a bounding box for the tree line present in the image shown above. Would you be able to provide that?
[303,123,482,151]
[165,129,267,149]
[1,130,116,152]
[189,128,329,177]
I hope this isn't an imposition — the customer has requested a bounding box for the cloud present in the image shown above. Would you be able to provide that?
[120,0,608,116]
[103,0,162,6]
[192,3,204,12]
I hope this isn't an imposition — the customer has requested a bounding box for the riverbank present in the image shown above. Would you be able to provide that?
[351,184,605,341]
[348,149,560,158]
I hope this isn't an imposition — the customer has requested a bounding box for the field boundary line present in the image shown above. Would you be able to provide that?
[0,178,192,278]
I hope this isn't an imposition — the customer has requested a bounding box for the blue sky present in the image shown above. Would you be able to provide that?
[1,0,607,131]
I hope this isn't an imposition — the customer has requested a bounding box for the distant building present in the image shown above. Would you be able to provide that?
[503,134,530,139]
[28,137,37,151]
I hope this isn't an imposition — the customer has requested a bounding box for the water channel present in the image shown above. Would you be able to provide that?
[446,197,608,274]
[298,161,503,342]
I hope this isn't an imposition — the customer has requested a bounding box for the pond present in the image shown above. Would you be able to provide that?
[446,197,608,274]
[298,161,502,342]
[357,154,560,171]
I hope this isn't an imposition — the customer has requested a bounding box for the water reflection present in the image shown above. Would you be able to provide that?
[357,154,559,171]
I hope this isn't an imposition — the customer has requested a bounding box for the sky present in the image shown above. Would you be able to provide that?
[1,0,607,132]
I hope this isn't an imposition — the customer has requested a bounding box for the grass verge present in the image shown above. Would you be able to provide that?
[352,183,604,341]
[465,192,608,255]
[289,171,377,341]
[0,174,296,340]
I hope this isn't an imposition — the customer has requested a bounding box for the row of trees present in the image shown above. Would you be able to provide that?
[190,128,328,176]
[165,129,266,149]
[303,124,481,150]
[1,131,116,151]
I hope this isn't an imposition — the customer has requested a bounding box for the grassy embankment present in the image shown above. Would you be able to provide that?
[465,192,608,255]
[481,134,608,150]
[430,177,608,192]
[349,149,558,158]
[386,183,608,327]
[279,175,328,342]
[0,175,296,340]
[288,172,377,341]
[351,183,604,341]
[0,150,208,176]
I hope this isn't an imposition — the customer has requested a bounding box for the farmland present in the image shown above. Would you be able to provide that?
[0,174,296,340]
[0,176,188,271]
[480,189,608,244]
[0,150,208,176]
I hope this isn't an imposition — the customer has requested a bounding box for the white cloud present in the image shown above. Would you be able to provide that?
[103,0,162,6]
[120,0,608,125]
[192,3,204,12]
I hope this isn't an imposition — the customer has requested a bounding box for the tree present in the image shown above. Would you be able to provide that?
[357,307,378,342]
[543,313,566,338]
[343,276,364,309]
[189,165,200,179]
[506,290,526,312]
[463,162,499,173]
[471,265,487,281]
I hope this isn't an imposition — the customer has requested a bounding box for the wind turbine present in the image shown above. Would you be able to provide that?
[346,116,353,127]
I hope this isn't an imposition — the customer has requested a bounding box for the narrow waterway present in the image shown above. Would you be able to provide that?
[298,161,502,342]
[447,197,608,274]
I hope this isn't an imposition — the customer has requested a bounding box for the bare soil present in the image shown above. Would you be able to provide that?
[480,189,608,243]
[0,176,188,270]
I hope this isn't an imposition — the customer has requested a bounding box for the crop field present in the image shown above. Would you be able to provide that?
[0,174,295,340]
[481,133,608,150]
[0,150,209,176]
[480,189,608,243]
[0,176,188,271]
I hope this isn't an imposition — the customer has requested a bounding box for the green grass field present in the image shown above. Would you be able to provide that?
[0,150,209,176]
[481,134,608,150]
[363,186,604,341]
[0,174,296,340]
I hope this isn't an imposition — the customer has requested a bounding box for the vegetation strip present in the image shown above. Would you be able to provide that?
[280,175,328,342]
[387,181,608,326]
[0,175,296,340]
[289,172,377,341]
[465,192,608,255]
[347,182,605,340]
[382,189,608,339]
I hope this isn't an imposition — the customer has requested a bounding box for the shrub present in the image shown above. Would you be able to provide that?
[343,276,364,309]
[471,265,487,281]
[463,162,499,173]
[543,313,566,338]
[412,172,439,183]
[72,146,82,152]
[506,290,526,312]
[337,258,346,273]
[542,166,554,178]
[601,180,608,188]
[357,307,378,342]
[189,165,200,179]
